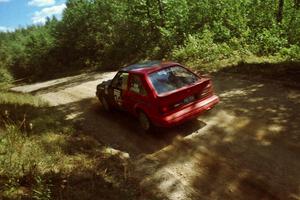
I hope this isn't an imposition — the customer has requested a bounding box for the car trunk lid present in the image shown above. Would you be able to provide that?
[157,77,213,114]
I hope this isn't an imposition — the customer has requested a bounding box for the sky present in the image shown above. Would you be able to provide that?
[0,0,66,32]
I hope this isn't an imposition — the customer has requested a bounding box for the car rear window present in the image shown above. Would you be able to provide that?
[148,66,199,95]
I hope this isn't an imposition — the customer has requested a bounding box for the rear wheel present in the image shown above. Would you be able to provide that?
[138,111,152,131]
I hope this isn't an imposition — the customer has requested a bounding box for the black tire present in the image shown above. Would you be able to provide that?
[100,97,110,111]
[138,111,152,132]
[138,111,155,133]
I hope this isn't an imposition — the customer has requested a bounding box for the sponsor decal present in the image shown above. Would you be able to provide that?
[114,89,122,105]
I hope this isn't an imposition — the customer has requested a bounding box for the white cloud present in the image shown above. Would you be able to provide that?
[0,26,14,32]
[0,0,10,2]
[32,3,66,24]
[28,0,55,7]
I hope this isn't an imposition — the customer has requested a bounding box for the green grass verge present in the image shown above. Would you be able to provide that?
[179,55,300,88]
[0,91,140,200]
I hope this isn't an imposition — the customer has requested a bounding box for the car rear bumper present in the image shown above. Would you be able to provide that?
[152,95,219,127]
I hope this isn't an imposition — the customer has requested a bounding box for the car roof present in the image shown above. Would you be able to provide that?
[120,60,180,75]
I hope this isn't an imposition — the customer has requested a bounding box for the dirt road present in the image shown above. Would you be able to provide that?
[12,72,300,200]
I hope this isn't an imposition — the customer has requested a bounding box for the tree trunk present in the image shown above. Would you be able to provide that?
[295,0,300,9]
[145,0,152,23]
[157,0,164,16]
[277,0,284,23]
[157,0,165,26]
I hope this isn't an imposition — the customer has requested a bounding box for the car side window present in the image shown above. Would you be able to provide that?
[129,75,147,96]
[111,72,129,90]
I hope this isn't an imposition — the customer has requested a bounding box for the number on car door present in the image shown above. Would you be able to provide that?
[110,72,129,108]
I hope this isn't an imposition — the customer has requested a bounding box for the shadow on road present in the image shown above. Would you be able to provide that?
[53,97,207,157]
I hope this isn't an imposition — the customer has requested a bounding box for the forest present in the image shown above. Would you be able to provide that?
[0,0,299,84]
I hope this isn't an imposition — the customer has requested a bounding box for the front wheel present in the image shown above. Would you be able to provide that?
[138,111,152,131]
[100,97,110,111]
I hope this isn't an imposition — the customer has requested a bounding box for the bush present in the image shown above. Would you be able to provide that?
[254,28,288,55]
[278,44,300,61]
[0,67,13,87]
[171,29,234,64]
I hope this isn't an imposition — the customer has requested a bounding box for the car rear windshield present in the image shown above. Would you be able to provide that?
[148,66,199,95]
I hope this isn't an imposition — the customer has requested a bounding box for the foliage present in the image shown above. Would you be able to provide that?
[0,68,12,88]
[254,27,288,55]
[0,0,299,78]
[171,29,234,63]
[278,44,300,60]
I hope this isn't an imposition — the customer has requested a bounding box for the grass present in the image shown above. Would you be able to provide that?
[0,91,140,199]
[183,54,287,72]
[0,92,45,107]
[211,56,300,88]
[179,54,300,88]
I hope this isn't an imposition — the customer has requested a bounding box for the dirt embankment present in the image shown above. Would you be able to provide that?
[12,71,300,200]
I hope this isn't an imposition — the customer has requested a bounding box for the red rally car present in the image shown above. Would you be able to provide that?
[96,61,219,131]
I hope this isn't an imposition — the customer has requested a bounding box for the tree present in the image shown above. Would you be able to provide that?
[277,0,284,23]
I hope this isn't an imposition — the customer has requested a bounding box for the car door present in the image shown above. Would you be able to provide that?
[123,73,149,115]
[108,72,129,109]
